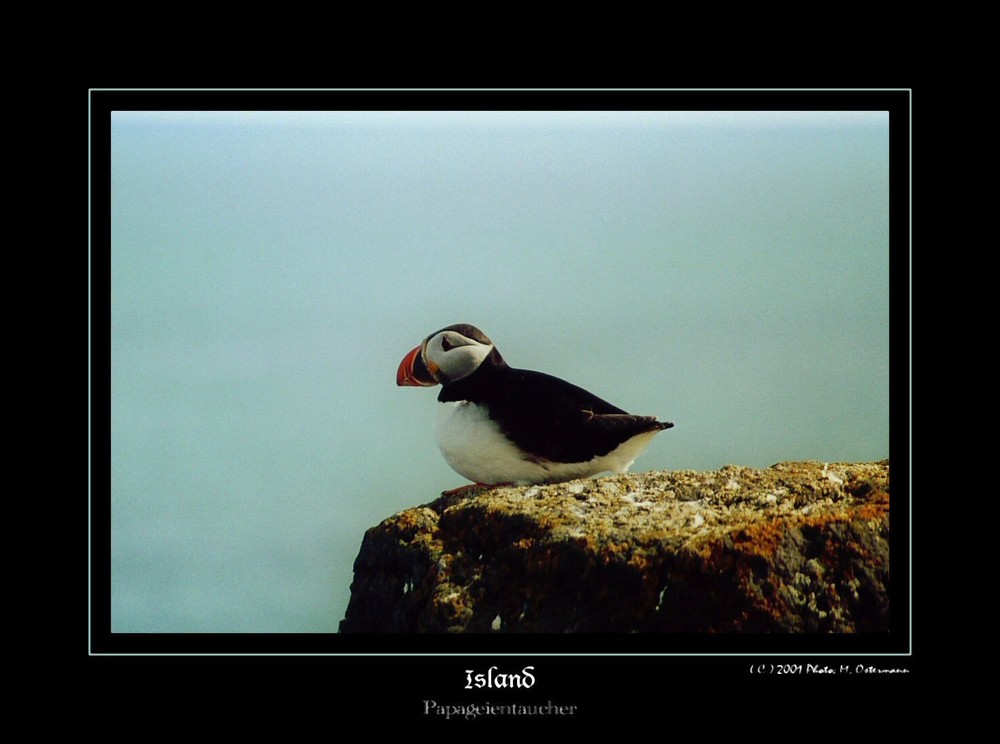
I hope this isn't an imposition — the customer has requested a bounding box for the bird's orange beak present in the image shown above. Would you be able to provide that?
[396,344,438,387]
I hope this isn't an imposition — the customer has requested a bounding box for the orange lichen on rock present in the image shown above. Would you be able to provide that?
[340,460,890,633]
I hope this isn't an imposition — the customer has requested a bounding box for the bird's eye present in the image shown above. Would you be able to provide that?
[440,336,454,352]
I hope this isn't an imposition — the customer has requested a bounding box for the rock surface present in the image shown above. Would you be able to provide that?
[339,461,889,633]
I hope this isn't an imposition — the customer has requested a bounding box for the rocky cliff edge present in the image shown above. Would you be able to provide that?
[339,460,889,633]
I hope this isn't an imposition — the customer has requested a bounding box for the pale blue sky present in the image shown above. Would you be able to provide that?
[110,110,890,632]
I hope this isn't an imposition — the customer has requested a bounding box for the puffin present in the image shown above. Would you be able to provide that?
[396,323,673,493]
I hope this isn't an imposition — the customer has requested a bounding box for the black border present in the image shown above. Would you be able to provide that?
[92,89,911,668]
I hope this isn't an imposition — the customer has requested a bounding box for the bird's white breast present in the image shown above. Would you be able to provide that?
[434,401,548,485]
[434,401,659,486]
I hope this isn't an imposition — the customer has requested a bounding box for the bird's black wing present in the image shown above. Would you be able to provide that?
[473,367,671,464]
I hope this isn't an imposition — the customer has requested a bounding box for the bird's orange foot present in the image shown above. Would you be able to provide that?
[440,482,514,497]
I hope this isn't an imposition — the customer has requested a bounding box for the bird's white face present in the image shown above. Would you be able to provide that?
[422,329,494,384]
[397,323,498,388]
